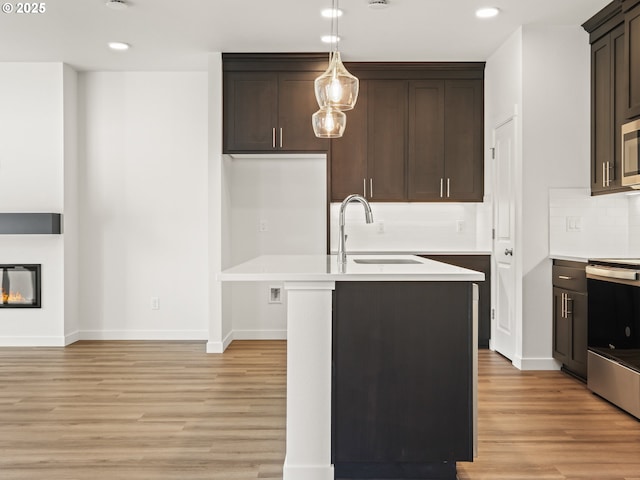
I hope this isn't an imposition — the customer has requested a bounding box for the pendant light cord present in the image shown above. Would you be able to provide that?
[332,0,338,54]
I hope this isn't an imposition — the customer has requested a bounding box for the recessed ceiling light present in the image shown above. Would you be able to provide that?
[321,34,340,44]
[105,0,128,10]
[321,8,343,18]
[108,41,130,51]
[476,7,500,18]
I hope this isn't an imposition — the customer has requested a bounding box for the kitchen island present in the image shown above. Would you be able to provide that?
[219,254,484,480]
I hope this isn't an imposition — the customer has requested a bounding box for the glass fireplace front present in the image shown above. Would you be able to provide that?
[0,265,41,308]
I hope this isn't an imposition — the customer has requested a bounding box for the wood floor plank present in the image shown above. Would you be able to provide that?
[1,341,639,479]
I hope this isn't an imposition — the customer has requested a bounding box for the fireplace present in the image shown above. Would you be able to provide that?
[0,265,41,308]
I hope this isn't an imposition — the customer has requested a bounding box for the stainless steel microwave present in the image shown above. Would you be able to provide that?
[622,118,640,188]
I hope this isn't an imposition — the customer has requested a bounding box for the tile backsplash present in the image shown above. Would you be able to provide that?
[549,188,640,258]
[329,202,492,253]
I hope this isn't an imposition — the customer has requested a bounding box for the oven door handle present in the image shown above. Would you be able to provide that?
[586,265,639,281]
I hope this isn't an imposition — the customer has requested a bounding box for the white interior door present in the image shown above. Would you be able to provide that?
[492,117,517,361]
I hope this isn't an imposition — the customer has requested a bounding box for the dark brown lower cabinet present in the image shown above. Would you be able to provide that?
[420,255,490,348]
[552,260,588,381]
[332,281,474,480]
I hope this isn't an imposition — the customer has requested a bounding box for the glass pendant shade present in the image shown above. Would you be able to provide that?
[312,107,346,138]
[314,51,359,111]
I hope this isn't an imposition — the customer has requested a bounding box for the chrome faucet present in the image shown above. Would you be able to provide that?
[338,194,374,266]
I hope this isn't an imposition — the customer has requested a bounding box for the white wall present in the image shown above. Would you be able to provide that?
[227,155,327,340]
[521,25,591,366]
[0,63,67,346]
[485,25,592,369]
[78,71,209,340]
[63,64,80,342]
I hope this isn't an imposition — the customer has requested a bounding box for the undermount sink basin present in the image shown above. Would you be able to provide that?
[353,258,422,265]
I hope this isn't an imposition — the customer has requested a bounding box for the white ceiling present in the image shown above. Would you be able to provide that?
[0,0,612,71]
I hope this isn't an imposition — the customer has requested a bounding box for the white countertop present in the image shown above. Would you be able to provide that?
[219,254,485,282]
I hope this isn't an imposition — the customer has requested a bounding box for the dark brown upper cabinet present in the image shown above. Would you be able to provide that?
[223,53,329,154]
[409,79,483,202]
[331,79,408,202]
[330,63,485,203]
[367,80,408,201]
[584,2,631,195]
[624,0,640,118]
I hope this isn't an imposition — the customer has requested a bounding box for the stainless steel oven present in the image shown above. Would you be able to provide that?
[586,259,640,419]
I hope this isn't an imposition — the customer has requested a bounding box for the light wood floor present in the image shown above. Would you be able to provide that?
[0,341,639,480]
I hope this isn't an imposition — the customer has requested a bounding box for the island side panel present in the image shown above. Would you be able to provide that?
[283,281,335,480]
[332,281,473,479]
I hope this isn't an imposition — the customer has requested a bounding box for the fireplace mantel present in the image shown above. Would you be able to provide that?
[0,213,62,234]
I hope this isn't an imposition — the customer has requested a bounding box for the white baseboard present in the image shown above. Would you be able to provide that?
[0,336,66,347]
[514,355,561,371]
[206,329,286,354]
[65,330,81,345]
[232,329,287,340]
[78,330,209,341]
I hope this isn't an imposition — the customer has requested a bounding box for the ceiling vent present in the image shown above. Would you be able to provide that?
[368,0,389,9]
[105,0,128,10]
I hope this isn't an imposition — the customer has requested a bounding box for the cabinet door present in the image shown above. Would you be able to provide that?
[592,35,612,193]
[553,287,571,364]
[278,72,329,152]
[330,81,368,201]
[591,26,629,194]
[626,4,640,118]
[367,80,407,201]
[408,81,445,201]
[444,80,484,201]
[224,72,278,152]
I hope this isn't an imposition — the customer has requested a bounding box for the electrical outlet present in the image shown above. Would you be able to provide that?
[269,286,282,304]
[150,297,160,310]
[456,220,465,233]
[377,221,385,233]
[259,220,269,232]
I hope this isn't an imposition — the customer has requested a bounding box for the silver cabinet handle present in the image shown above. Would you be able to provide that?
[558,275,572,280]
[363,178,367,197]
[272,127,276,149]
[370,178,373,198]
[440,178,444,198]
[279,127,283,148]
[447,178,451,198]
[602,162,606,188]
[561,292,565,318]
[504,248,513,256]
[607,161,611,186]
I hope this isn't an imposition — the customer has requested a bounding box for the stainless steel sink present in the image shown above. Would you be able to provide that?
[353,258,422,265]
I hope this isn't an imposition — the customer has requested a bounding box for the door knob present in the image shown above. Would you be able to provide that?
[504,248,513,256]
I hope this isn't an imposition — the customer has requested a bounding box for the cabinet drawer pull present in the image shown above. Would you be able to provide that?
[440,178,444,198]
[447,178,451,198]
[363,178,367,197]
[558,275,573,280]
[272,127,276,149]
[370,178,373,198]
[279,127,283,148]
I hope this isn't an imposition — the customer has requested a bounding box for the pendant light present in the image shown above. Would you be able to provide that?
[312,0,359,138]
[312,106,347,138]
